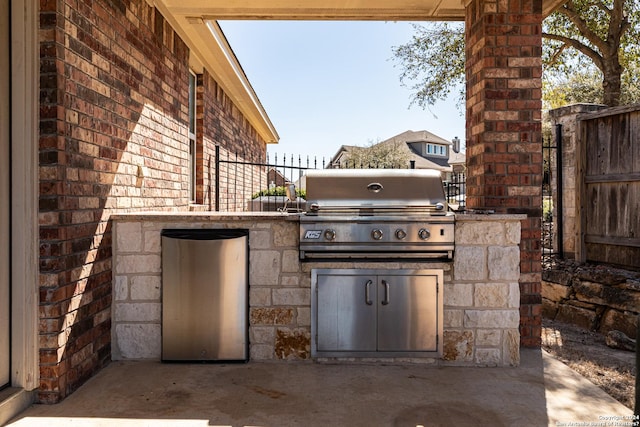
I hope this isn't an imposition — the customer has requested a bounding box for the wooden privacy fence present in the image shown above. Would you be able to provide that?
[576,104,640,268]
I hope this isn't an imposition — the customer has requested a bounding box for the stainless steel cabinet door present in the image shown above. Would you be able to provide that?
[162,230,248,361]
[377,273,439,352]
[316,273,377,352]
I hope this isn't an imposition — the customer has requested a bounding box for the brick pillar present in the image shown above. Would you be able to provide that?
[465,0,543,346]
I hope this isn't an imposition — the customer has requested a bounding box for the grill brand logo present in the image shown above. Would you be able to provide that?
[304,230,323,239]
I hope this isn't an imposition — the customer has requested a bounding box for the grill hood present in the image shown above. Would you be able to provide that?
[304,169,447,213]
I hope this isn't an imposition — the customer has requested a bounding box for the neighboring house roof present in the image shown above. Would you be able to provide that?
[391,130,452,146]
[328,144,358,168]
[267,168,290,186]
[448,150,466,166]
[329,130,464,172]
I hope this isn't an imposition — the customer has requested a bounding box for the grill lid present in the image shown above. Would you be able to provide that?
[304,169,447,213]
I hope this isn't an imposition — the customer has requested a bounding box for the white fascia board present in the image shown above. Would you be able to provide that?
[204,20,279,144]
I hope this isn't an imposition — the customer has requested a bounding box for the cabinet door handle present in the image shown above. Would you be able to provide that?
[365,280,373,305]
[381,280,390,305]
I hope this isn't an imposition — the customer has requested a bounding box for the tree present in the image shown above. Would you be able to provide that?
[392,0,640,107]
[392,23,466,111]
[336,140,411,169]
[543,67,603,110]
[544,0,639,106]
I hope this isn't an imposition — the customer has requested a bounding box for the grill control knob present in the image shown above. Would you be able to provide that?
[418,228,431,240]
[371,229,384,240]
[395,229,407,240]
[324,229,336,241]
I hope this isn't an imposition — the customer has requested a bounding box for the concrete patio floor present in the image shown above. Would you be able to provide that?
[5,349,634,427]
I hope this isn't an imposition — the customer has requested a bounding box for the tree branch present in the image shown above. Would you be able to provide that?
[548,43,569,66]
[542,32,605,71]
[557,0,608,53]
[608,0,630,48]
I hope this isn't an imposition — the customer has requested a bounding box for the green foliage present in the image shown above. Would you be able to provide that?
[252,186,306,200]
[542,67,604,109]
[543,0,639,73]
[542,0,640,105]
[543,198,553,222]
[620,60,640,104]
[338,140,412,169]
[392,0,640,108]
[391,22,466,112]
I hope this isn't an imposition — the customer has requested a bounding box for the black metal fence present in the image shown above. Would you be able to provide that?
[443,173,466,212]
[214,146,467,213]
[542,126,562,259]
[214,147,327,212]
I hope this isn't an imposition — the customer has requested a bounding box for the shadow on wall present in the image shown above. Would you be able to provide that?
[38,0,193,402]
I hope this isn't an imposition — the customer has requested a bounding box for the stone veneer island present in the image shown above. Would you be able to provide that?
[112,212,524,367]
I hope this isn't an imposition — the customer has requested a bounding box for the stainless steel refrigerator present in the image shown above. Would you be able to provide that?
[161,229,249,362]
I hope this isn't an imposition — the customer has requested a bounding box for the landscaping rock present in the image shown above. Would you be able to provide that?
[541,281,571,302]
[556,303,597,330]
[605,330,637,352]
[576,265,627,286]
[599,308,639,338]
[543,257,640,337]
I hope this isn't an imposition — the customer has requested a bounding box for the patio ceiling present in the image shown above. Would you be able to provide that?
[153,0,567,145]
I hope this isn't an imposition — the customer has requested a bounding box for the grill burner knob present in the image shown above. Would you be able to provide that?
[324,229,336,241]
[395,229,407,240]
[371,229,384,240]
[418,228,431,240]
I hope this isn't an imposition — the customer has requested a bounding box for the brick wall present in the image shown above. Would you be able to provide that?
[465,0,543,346]
[38,0,266,402]
[196,72,268,208]
[215,147,269,212]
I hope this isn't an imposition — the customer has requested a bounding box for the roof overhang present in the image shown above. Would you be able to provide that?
[153,0,567,145]
[154,2,281,144]
[161,0,467,21]
[157,0,565,21]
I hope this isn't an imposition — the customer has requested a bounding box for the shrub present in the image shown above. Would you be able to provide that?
[543,198,553,222]
[252,186,306,199]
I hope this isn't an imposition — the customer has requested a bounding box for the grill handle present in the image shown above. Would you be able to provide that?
[381,280,390,305]
[367,182,383,193]
[365,280,373,305]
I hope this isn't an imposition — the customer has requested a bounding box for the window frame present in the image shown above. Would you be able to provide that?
[188,71,197,202]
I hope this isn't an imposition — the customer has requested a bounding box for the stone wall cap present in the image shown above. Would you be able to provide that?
[112,211,301,222]
[454,213,527,221]
[548,103,607,118]
[114,211,527,223]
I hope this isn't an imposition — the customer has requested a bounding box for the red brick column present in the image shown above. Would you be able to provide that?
[465,0,543,346]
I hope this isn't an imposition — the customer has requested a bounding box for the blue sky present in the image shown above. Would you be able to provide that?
[218,21,465,163]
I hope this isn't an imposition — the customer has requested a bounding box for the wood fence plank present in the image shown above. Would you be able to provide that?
[632,111,640,173]
[576,119,587,263]
[585,172,640,183]
[577,106,640,268]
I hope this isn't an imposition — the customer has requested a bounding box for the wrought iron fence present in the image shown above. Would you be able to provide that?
[215,146,466,213]
[542,125,562,260]
[215,147,329,212]
[443,173,466,212]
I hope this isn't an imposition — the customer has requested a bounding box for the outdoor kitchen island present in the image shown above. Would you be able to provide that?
[112,211,524,367]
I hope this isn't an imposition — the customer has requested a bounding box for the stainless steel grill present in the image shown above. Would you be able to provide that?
[299,169,455,260]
